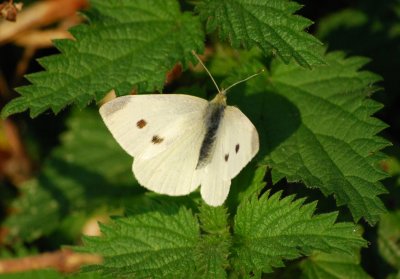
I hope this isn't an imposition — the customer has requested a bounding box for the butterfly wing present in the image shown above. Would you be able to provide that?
[100,94,208,160]
[132,111,206,196]
[100,94,208,196]
[101,95,259,204]
[200,105,259,206]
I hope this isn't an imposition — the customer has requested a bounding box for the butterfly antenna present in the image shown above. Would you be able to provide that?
[192,50,221,93]
[223,69,265,93]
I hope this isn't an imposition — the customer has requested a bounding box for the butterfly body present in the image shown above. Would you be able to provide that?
[197,96,225,169]
[100,91,259,206]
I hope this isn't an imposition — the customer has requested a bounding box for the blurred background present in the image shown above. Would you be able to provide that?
[0,0,399,277]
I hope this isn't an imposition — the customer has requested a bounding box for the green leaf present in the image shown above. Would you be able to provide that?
[388,271,400,279]
[235,163,267,202]
[233,191,366,275]
[300,251,371,279]
[196,205,230,278]
[226,162,268,212]
[196,234,230,279]
[80,204,200,278]
[5,109,142,242]
[264,52,389,224]
[1,0,204,118]
[198,203,230,235]
[220,49,388,224]
[378,211,400,269]
[196,0,324,68]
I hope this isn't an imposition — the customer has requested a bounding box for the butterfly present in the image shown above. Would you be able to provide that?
[100,52,260,206]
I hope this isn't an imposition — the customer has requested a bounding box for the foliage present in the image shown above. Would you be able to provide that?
[1,0,204,117]
[4,109,143,242]
[80,192,365,278]
[300,250,371,279]
[378,211,400,271]
[196,0,324,67]
[1,0,398,278]
[212,49,388,224]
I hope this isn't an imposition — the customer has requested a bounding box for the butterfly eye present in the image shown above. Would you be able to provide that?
[136,119,147,128]
[224,154,229,161]
[235,144,240,153]
[151,135,164,144]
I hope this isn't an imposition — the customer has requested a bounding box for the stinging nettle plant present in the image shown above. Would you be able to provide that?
[1,0,390,278]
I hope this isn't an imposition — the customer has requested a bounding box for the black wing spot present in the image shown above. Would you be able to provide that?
[235,144,240,153]
[151,135,164,144]
[137,119,147,128]
[224,154,229,162]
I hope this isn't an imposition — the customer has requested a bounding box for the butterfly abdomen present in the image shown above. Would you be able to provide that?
[196,103,225,169]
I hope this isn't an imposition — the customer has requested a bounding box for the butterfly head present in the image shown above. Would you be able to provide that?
[211,90,227,106]
[192,50,264,105]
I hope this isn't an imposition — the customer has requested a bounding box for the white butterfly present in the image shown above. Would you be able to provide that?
[100,53,260,206]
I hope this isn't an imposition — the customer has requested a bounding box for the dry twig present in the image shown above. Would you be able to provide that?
[0,0,87,44]
[0,249,102,274]
[0,0,22,22]
[0,119,33,184]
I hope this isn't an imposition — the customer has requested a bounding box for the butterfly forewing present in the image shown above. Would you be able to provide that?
[100,94,208,196]
[100,95,208,159]
[132,111,205,196]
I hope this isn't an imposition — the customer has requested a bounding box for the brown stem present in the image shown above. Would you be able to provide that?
[0,249,102,274]
[2,119,33,184]
[0,0,88,44]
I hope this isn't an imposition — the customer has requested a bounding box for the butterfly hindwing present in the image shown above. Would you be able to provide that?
[200,105,259,206]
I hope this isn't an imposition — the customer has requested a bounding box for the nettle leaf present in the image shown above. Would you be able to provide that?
[264,52,389,224]
[198,203,230,235]
[300,251,371,279]
[388,272,400,279]
[80,204,200,278]
[378,211,400,269]
[1,0,204,118]
[233,191,366,275]
[196,0,324,68]
[5,109,142,242]
[223,50,388,224]
[196,205,230,278]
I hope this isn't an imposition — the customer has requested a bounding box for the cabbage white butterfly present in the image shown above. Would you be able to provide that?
[100,52,260,206]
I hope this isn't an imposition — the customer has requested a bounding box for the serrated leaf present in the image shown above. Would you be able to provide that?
[233,191,366,275]
[198,203,229,235]
[5,109,143,242]
[195,205,230,278]
[221,50,389,224]
[300,251,371,279]
[264,52,389,224]
[226,162,268,212]
[236,163,267,202]
[80,204,200,278]
[195,235,230,279]
[378,211,400,269]
[1,0,204,118]
[196,0,324,68]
